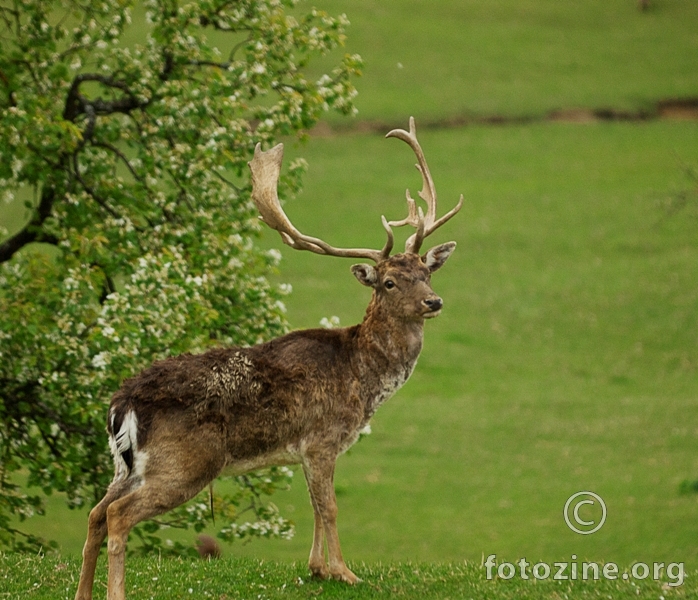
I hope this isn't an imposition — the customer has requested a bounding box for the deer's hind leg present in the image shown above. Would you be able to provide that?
[74,480,132,600]
[105,419,226,600]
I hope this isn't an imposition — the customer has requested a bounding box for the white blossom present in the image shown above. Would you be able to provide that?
[91,352,111,369]
[320,316,341,329]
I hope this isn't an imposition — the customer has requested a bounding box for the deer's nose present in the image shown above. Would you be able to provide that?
[423,297,443,312]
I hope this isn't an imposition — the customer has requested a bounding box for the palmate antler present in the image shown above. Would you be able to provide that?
[249,143,394,263]
[248,117,462,263]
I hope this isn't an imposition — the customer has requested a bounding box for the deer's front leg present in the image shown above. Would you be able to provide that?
[302,466,329,580]
[302,455,360,584]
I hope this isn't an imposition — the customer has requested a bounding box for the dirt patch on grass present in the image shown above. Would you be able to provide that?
[657,98,698,120]
[312,97,698,136]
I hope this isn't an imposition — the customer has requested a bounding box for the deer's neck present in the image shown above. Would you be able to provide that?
[358,298,424,363]
[354,299,425,418]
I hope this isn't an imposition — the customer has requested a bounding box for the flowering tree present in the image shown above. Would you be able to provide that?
[0,0,361,553]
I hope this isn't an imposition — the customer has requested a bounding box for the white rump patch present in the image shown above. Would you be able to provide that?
[132,449,149,480]
[108,409,139,481]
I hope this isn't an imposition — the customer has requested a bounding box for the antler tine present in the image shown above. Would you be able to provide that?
[386,117,463,254]
[386,117,437,227]
[380,215,394,260]
[248,143,390,263]
[386,189,419,229]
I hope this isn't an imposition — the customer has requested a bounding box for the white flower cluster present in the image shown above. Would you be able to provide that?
[219,504,295,541]
[320,316,341,329]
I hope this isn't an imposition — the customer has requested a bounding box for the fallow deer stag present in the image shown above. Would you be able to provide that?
[74,117,462,600]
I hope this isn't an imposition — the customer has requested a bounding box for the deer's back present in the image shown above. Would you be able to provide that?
[108,326,366,465]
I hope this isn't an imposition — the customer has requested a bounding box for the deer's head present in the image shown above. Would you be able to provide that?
[248,117,462,322]
[350,247,454,322]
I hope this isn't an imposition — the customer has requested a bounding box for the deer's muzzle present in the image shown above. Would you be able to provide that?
[422,297,443,318]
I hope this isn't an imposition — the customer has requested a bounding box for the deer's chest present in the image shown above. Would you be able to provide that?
[366,359,418,418]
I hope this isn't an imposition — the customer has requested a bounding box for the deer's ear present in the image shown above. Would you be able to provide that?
[422,242,456,273]
[351,263,378,287]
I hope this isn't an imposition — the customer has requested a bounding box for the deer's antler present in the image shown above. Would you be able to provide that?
[249,143,393,263]
[386,117,463,254]
[248,118,461,262]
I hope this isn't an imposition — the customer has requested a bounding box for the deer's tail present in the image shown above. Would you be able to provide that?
[107,405,138,481]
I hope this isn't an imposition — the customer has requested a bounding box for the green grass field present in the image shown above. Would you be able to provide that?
[234,120,698,569]
[12,120,698,570]
[3,0,698,597]
[307,0,698,123]
[3,554,697,599]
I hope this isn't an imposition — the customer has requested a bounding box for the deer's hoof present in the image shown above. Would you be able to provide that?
[330,566,361,584]
[309,563,330,580]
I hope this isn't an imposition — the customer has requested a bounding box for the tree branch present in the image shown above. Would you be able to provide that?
[187,59,231,69]
[63,74,144,122]
[0,186,59,264]
[91,141,144,184]
[72,154,121,220]
[2,69,153,263]
[0,378,93,440]
[211,168,242,193]
[0,68,16,107]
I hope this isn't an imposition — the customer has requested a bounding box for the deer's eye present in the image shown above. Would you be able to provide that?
[384,279,396,290]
